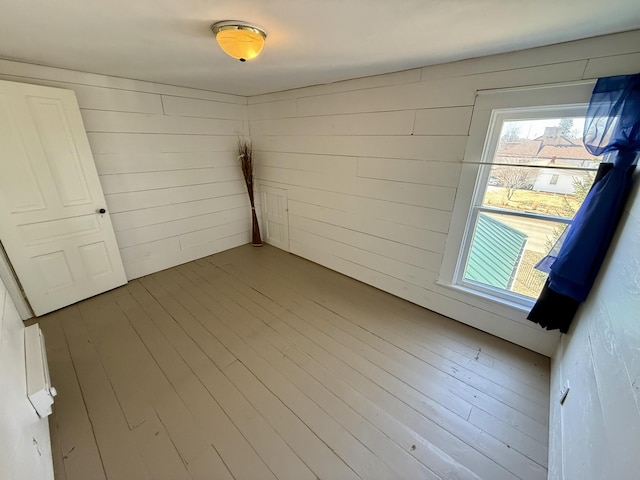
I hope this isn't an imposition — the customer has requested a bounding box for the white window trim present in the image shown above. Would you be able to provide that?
[439,80,596,311]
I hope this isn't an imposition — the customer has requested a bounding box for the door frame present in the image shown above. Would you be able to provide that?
[0,243,33,320]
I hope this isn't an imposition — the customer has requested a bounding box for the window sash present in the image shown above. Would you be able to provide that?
[453,104,591,307]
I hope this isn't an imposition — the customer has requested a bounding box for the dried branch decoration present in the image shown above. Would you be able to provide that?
[237,138,262,246]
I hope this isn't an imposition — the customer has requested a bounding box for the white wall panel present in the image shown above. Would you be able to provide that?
[93,152,237,174]
[248,99,297,120]
[251,111,416,136]
[87,133,237,155]
[257,165,456,210]
[161,95,248,120]
[549,178,640,480]
[582,51,640,79]
[80,110,243,135]
[0,74,164,114]
[257,135,468,161]
[356,157,462,187]
[0,59,246,104]
[420,30,640,82]
[250,30,640,358]
[287,200,447,252]
[250,68,422,104]
[284,186,453,233]
[0,61,250,279]
[110,194,248,231]
[413,106,473,136]
[99,167,242,194]
[0,277,53,480]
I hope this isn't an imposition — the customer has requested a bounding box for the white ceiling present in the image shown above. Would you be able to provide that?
[1,0,640,97]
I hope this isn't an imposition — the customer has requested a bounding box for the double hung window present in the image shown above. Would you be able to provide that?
[451,104,601,306]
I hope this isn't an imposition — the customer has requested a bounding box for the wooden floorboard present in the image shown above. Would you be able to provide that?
[40,244,550,480]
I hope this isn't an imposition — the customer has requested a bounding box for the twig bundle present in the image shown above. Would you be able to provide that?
[237,138,262,246]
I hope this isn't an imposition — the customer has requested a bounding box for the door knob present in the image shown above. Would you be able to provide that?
[97,208,106,214]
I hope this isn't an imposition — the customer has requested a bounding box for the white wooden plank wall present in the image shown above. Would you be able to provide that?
[547,176,640,480]
[0,59,251,280]
[0,276,53,479]
[248,29,640,356]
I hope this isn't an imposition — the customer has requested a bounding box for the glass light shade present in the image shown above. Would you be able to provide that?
[211,23,266,62]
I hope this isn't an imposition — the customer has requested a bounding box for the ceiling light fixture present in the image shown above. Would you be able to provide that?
[211,21,267,62]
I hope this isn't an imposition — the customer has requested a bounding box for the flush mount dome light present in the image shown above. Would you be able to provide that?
[211,21,267,62]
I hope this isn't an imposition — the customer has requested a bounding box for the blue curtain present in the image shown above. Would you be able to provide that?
[528,74,640,332]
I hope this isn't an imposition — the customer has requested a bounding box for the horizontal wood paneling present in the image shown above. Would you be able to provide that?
[357,157,462,187]
[251,110,416,136]
[99,167,242,194]
[413,106,474,136]
[93,152,237,175]
[161,95,248,120]
[287,200,447,252]
[283,186,453,233]
[420,29,640,81]
[294,62,585,117]
[248,99,297,120]
[0,61,250,279]
[582,51,640,79]
[258,165,456,210]
[87,133,237,154]
[0,73,165,113]
[249,68,422,104]
[548,179,640,480]
[80,110,243,135]
[111,194,248,231]
[250,30,640,356]
[0,59,246,103]
[257,135,468,161]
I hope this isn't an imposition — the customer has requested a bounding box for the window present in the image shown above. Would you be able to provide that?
[446,103,601,308]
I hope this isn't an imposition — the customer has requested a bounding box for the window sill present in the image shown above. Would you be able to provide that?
[435,280,533,314]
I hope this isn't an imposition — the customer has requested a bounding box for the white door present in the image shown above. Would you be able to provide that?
[0,80,126,316]
[260,185,289,251]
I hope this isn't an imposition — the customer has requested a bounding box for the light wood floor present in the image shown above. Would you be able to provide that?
[39,244,550,480]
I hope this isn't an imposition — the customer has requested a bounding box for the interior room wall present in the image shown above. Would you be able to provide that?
[0,275,54,480]
[547,175,639,479]
[0,59,251,280]
[248,29,640,356]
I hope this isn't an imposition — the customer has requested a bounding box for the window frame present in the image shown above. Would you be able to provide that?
[438,81,597,311]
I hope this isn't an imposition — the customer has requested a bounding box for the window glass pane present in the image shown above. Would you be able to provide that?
[483,166,596,217]
[493,117,597,167]
[463,212,568,299]
[481,116,598,217]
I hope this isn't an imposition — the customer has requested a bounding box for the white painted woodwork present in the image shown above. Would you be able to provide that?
[259,185,290,251]
[0,276,54,480]
[439,84,594,313]
[0,61,250,282]
[548,176,640,480]
[249,29,640,357]
[24,324,57,418]
[0,242,31,319]
[38,245,550,480]
[0,80,127,315]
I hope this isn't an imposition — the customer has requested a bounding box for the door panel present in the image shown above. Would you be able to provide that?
[260,185,289,252]
[28,96,92,206]
[0,80,127,316]
[78,242,113,279]
[0,94,46,213]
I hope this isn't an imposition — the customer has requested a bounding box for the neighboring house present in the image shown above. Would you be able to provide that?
[497,126,599,194]
[533,165,584,194]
